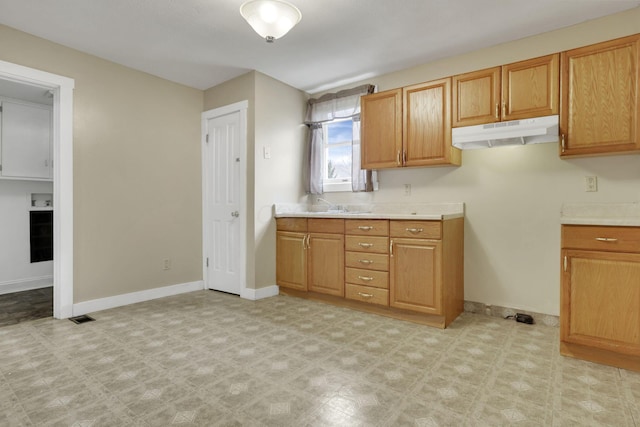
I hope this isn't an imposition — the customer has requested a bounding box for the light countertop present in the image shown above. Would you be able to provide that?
[274,202,464,221]
[561,202,640,226]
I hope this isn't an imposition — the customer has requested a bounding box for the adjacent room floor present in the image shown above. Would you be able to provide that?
[0,290,638,426]
[0,287,52,327]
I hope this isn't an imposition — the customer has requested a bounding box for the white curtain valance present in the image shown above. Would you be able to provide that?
[304,84,374,124]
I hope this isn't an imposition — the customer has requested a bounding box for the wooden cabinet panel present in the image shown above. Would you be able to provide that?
[345,283,389,306]
[361,89,402,169]
[562,249,640,355]
[390,238,442,314]
[345,219,389,236]
[308,232,344,296]
[560,34,640,157]
[403,78,460,166]
[502,54,559,120]
[452,67,501,127]
[345,235,389,254]
[276,231,307,291]
[308,218,344,234]
[390,221,441,239]
[346,267,389,289]
[562,225,640,252]
[345,251,389,271]
[276,218,307,232]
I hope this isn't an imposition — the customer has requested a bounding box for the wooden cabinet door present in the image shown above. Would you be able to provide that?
[308,232,345,296]
[561,249,640,356]
[452,67,501,127]
[361,89,402,169]
[403,78,460,166]
[560,34,640,157]
[276,231,307,291]
[502,54,559,121]
[390,238,442,314]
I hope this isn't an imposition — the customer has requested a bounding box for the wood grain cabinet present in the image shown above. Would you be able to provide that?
[344,219,390,306]
[560,225,640,372]
[560,34,640,157]
[390,219,464,327]
[361,78,460,169]
[307,219,345,296]
[452,54,559,127]
[275,218,345,296]
[277,216,464,328]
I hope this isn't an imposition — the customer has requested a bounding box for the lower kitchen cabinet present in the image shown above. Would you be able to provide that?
[308,231,345,296]
[275,218,345,297]
[560,225,640,371]
[390,238,442,314]
[276,216,464,328]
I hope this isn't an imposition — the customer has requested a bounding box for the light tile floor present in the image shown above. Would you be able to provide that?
[0,290,638,426]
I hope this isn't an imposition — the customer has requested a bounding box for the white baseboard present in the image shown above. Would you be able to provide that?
[72,280,204,316]
[241,285,279,301]
[0,276,53,295]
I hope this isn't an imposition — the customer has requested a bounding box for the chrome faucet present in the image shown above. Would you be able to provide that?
[315,197,343,211]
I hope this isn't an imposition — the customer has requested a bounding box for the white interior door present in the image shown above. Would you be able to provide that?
[203,102,246,295]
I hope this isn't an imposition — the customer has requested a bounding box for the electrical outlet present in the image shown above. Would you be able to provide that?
[404,184,411,196]
[585,176,598,192]
[163,259,171,270]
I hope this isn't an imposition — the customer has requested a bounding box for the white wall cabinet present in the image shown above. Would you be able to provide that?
[0,99,52,180]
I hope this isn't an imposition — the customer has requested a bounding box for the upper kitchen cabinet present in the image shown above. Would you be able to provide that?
[560,34,640,157]
[452,54,559,127]
[0,99,53,180]
[361,78,460,169]
[403,78,460,167]
[361,89,402,169]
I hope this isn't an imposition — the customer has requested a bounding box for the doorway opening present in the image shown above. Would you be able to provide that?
[0,60,74,319]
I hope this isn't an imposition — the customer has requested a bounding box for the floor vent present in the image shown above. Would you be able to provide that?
[69,315,95,324]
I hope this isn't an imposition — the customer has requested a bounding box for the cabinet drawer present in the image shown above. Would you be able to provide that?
[308,218,344,234]
[345,236,389,254]
[276,218,307,232]
[345,220,389,236]
[390,221,441,239]
[345,283,389,306]
[345,251,389,271]
[346,267,389,289]
[562,225,640,253]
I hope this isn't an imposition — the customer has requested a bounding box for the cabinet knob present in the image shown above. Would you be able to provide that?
[357,292,373,299]
[357,275,374,282]
[358,242,373,248]
[357,226,373,231]
[405,228,423,234]
[358,259,373,265]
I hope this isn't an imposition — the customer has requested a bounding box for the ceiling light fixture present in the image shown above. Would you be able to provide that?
[240,0,302,43]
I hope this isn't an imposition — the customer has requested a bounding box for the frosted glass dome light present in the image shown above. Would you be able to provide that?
[240,0,302,43]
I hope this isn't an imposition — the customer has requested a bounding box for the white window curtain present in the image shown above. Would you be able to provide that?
[303,84,376,194]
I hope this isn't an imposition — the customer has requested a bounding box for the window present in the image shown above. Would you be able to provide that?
[322,118,353,192]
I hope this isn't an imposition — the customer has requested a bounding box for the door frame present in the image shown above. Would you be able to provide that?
[0,60,75,319]
[201,100,248,297]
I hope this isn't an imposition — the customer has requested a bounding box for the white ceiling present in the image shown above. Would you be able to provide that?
[0,0,638,94]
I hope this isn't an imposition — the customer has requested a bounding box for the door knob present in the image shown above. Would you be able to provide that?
[231,211,239,218]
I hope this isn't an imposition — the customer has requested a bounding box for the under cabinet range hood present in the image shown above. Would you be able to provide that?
[452,115,559,150]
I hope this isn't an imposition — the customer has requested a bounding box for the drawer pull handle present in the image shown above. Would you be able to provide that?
[358,226,373,231]
[358,259,373,265]
[357,292,373,299]
[405,228,423,234]
[358,243,373,248]
[357,275,374,282]
[595,237,618,242]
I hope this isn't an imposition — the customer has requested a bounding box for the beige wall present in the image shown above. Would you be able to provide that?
[203,72,307,290]
[254,72,308,288]
[308,8,640,315]
[0,24,204,302]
